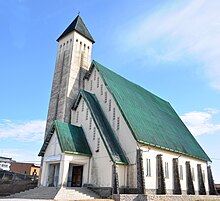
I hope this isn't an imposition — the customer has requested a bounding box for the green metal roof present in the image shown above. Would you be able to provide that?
[57,15,95,43]
[74,90,128,165]
[38,120,92,157]
[91,60,210,162]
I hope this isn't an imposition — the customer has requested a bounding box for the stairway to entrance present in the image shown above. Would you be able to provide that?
[5,186,59,199]
[54,187,101,200]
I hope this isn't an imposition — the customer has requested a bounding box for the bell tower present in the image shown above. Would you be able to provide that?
[45,15,95,135]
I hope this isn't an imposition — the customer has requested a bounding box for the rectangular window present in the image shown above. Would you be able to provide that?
[104,91,107,103]
[165,162,169,179]
[101,84,103,95]
[93,127,96,140]
[89,117,92,130]
[113,108,116,120]
[146,159,151,177]
[97,77,99,88]
[82,100,84,112]
[109,99,111,111]
[86,108,88,120]
[96,138,100,152]
[90,80,93,91]
[179,165,183,180]
[94,70,96,80]
[192,167,195,181]
[202,170,205,182]
[76,111,79,123]
[117,117,120,130]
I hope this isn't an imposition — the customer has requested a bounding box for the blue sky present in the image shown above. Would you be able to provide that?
[0,0,220,183]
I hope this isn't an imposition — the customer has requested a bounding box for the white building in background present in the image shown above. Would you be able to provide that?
[0,156,14,171]
[38,15,217,196]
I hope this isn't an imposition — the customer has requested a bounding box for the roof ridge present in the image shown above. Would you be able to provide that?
[91,60,210,162]
[92,60,170,105]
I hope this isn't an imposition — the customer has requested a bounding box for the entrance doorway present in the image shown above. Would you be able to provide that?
[72,165,83,187]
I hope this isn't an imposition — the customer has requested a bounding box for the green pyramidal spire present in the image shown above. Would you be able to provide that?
[57,15,95,43]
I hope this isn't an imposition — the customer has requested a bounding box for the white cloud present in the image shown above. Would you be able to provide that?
[0,148,40,164]
[120,0,220,90]
[180,108,220,136]
[0,119,45,142]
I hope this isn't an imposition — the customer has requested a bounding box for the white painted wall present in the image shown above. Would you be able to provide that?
[44,132,62,157]
[40,132,62,186]
[84,67,138,188]
[59,153,90,186]
[71,99,113,187]
[141,145,209,194]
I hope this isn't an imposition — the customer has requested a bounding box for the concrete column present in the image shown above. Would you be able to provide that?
[197,164,206,195]
[173,158,181,194]
[112,164,119,194]
[40,161,47,186]
[207,165,217,195]
[156,154,166,194]
[185,161,195,195]
[58,155,70,187]
[136,149,145,194]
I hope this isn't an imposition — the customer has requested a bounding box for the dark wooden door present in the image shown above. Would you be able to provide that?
[72,166,83,187]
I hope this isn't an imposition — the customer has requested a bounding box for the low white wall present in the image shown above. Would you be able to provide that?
[141,145,208,194]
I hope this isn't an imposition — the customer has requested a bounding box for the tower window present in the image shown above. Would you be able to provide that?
[101,84,103,95]
[88,46,90,50]
[146,159,151,177]
[109,99,111,111]
[113,108,116,120]
[117,117,120,130]
[60,45,62,48]
[90,80,93,91]
[80,41,82,45]
[63,43,65,46]
[70,39,72,42]
[86,108,89,120]
[104,91,107,103]
[165,162,169,179]
[93,127,96,140]
[76,111,79,123]
[67,41,69,44]
[89,117,92,130]
[97,77,99,88]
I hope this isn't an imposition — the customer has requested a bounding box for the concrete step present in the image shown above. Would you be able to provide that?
[54,187,101,200]
[6,186,59,199]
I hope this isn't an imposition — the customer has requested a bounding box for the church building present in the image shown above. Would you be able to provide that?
[38,15,217,196]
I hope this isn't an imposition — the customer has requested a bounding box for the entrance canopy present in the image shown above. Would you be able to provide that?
[39,120,92,157]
